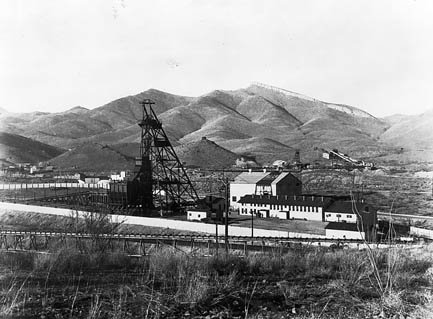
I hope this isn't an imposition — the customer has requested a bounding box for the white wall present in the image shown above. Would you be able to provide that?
[410,226,433,240]
[270,211,288,219]
[239,202,325,221]
[230,183,256,210]
[0,202,304,238]
[240,203,288,219]
[325,229,364,240]
[290,206,323,221]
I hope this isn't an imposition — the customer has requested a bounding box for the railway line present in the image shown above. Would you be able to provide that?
[0,230,416,255]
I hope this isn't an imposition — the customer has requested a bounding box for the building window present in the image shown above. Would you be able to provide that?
[347,215,352,218]
[198,214,200,218]
[232,196,237,202]
[336,214,341,218]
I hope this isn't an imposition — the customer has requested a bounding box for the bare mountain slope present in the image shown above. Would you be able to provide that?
[49,143,135,172]
[2,83,409,166]
[174,137,238,169]
[380,109,433,151]
[0,132,64,164]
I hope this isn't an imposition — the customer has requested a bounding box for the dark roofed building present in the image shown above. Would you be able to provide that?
[325,201,377,241]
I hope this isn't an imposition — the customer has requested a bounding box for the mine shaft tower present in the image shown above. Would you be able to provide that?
[131,99,199,214]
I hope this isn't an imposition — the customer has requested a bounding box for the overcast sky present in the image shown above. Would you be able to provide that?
[1,0,433,117]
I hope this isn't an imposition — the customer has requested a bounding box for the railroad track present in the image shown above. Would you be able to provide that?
[0,230,415,243]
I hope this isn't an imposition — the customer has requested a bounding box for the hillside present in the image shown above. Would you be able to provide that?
[49,138,238,171]
[49,143,135,172]
[0,132,64,164]
[380,109,433,150]
[376,109,433,163]
[174,137,238,169]
[2,83,422,166]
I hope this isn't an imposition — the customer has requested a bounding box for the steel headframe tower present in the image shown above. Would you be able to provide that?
[132,99,199,214]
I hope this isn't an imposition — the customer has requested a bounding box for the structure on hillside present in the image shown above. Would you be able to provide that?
[321,148,375,169]
[109,99,199,215]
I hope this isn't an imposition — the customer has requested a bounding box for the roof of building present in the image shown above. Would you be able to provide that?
[325,222,360,232]
[238,194,333,207]
[271,172,300,185]
[233,171,301,186]
[232,171,270,184]
[326,201,370,214]
[256,172,281,185]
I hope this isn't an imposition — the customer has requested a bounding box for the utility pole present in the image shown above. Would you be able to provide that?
[215,214,219,257]
[224,174,229,255]
[251,210,254,238]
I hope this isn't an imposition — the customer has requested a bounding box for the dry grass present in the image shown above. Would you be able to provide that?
[0,244,432,318]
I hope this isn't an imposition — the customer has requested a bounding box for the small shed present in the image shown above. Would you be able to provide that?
[187,209,209,221]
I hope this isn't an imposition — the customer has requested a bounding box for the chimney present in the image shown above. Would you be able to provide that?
[303,196,305,201]
[285,195,288,200]
[277,195,279,200]
[311,196,314,201]
[321,196,324,202]
[294,195,296,200]
[248,169,252,174]
[263,168,267,173]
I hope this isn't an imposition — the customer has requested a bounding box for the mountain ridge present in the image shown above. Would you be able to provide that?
[1,83,431,166]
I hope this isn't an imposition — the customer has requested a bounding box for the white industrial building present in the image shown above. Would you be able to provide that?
[230,171,302,211]
[237,194,377,241]
[237,194,332,221]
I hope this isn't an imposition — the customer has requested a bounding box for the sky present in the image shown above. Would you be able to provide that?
[1,0,433,117]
